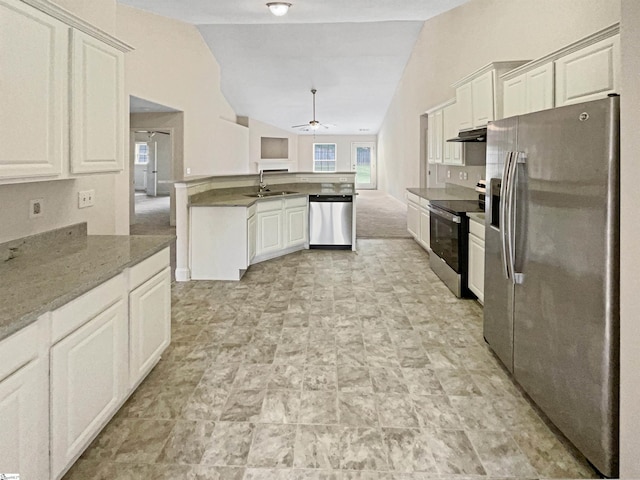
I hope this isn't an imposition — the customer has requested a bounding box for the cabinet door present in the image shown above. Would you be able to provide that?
[526,62,554,113]
[285,206,308,248]
[456,83,473,131]
[433,110,443,163]
[0,0,67,180]
[468,234,485,303]
[555,35,619,107]
[503,74,527,118]
[129,268,171,389]
[442,103,462,165]
[419,208,430,250]
[0,322,48,480]
[427,114,436,163]
[248,214,257,264]
[257,210,283,256]
[471,71,495,127]
[0,358,48,480]
[50,298,127,479]
[407,201,419,239]
[70,30,125,173]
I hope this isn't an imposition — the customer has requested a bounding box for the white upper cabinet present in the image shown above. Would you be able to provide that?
[0,0,68,180]
[526,63,554,112]
[70,30,125,174]
[503,62,554,118]
[442,103,462,165]
[471,71,495,127]
[456,82,474,131]
[555,34,619,107]
[427,110,443,164]
[0,0,131,184]
[503,75,527,118]
[453,61,529,131]
[501,24,619,116]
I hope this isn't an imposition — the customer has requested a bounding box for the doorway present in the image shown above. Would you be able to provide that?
[352,142,377,189]
[133,130,171,197]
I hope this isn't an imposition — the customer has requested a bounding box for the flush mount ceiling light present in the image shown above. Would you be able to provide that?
[266,2,292,16]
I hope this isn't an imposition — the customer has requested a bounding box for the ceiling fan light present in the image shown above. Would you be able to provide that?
[266,2,291,16]
[310,122,320,130]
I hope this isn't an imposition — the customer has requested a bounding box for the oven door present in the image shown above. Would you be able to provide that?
[428,204,462,273]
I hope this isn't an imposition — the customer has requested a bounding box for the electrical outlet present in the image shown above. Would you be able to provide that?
[29,198,43,219]
[78,190,95,209]
[447,170,451,179]
[339,177,348,182]
[459,172,464,180]
[300,177,309,182]
[186,167,191,175]
[463,172,468,180]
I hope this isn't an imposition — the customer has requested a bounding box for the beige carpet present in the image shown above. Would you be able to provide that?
[356,190,410,239]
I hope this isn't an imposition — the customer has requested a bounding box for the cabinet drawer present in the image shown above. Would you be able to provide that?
[285,196,308,208]
[129,247,170,291]
[407,192,419,204]
[51,274,125,344]
[0,321,41,381]
[256,198,283,213]
[419,197,430,208]
[469,218,485,240]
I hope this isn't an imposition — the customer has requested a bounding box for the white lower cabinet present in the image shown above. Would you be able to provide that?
[468,218,485,303]
[256,200,284,257]
[419,206,431,250]
[50,291,127,480]
[254,196,309,263]
[248,212,257,264]
[0,321,49,480]
[129,267,171,389]
[407,194,419,239]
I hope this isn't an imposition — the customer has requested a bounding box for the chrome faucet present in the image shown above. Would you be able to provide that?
[259,170,268,192]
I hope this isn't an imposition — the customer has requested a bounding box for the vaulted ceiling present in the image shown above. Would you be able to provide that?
[119,0,471,135]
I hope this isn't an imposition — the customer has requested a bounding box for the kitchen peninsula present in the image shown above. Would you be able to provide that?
[174,171,356,281]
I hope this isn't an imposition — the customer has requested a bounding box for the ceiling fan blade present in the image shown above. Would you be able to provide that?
[291,124,309,128]
[318,123,334,129]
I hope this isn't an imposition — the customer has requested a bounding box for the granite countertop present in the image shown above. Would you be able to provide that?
[0,225,174,342]
[190,182,356,207]
[407,185,479,201]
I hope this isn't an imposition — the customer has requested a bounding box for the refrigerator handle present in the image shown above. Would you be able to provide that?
[500,152,513,280]
[508,152,526,285]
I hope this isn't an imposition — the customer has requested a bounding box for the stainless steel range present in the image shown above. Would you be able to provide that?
[428,199,483,298]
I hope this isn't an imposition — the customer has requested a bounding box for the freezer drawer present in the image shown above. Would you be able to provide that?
[309,195,353,248]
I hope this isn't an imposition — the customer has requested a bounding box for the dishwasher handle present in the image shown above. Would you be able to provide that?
[309,195,353,202]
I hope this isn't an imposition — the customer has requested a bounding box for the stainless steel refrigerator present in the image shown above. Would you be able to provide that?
[484,96,619,477]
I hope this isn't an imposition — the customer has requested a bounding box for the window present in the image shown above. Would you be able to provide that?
[135,142,149,165]
[313,143,337,172]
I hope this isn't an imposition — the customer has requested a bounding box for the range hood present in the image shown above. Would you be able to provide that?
[447,127,487,142]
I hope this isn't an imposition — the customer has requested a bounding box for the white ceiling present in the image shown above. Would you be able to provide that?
[119,0,471,135]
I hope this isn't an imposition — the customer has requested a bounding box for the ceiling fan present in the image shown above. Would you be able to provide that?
[292,89,334,131]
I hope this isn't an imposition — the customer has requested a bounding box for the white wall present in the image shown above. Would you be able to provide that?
[619,0,640,476]
[378,0,620,202]
[297,135,377,172]
[248,118,299,172]
[116,4,249,177]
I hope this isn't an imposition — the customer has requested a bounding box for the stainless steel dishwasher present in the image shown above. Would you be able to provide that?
[309,194,353,249]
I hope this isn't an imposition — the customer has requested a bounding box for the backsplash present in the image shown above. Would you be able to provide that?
[442,165,485,189]
[0,223,87,263]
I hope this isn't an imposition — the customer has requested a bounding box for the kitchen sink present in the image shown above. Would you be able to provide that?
[244,191,299,198]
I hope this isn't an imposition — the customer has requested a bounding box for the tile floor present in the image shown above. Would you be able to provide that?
[63,239,597,480]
